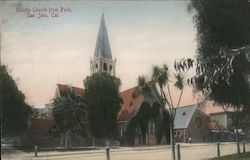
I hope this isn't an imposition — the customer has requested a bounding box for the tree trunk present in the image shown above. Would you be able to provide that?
[92,137,96,148]
[235,108,240,154]
[170,122,176,160]
[64,131,69,149]
[236,128,240,154]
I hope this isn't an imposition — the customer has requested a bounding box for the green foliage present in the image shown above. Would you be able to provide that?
[233,109,250,131]
[132,76,152,100]
[174,73,184,90]
[51,88,86,137]
[126,102,170,145]
[1,65,31,135]
[189,0,250,53]
[152,65,169,88]
[128,64,185,146]
[84,73,122,139]
[188,0,250,108]
[155,109,170,144]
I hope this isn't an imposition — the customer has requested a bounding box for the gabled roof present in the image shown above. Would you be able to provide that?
[117,86,144,121]
[117,81,159,122]
[94,14,112,59]
[174,104,196,129]
[57,84,85,97]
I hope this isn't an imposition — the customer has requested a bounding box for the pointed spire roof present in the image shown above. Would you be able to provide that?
[94,14,112,59]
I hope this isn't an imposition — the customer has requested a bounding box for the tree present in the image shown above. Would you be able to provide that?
[187,0,250,107]
[1,65,31,136]
[84,73,122,146]
[51,88,86,148]
[134,64,188,160]
[186,0,250,154]
[126,76,170,146]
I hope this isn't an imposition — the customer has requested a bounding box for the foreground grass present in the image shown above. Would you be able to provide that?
[210,152,250,160]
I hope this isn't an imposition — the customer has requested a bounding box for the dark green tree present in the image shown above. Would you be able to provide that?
[187,0,250,108]
[1,65,31,136]
[186,0,250,154]
[84,73,122,145]
[51,88,86,148]
[126,76,170,146]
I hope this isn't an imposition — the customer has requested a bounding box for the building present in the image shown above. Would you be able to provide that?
[117,82,165,145]
[30,14,216,147]
[202,101,244,142]
[174,104,210,143]
[90,14,116,76]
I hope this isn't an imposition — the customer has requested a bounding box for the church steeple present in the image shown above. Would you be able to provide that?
[90,14,116,76]
[94,14,112,59]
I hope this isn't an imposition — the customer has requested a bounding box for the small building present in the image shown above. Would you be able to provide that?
[174,105,210,143]
[202,101,238,142]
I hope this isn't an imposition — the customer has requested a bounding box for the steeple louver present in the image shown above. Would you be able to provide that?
[94,14,112,59]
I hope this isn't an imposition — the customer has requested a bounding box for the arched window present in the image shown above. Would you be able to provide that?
[103,63,107,71]
[109,65,112,71]
[96,64,98,69]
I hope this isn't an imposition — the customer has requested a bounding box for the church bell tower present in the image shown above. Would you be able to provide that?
[90,14,116,76]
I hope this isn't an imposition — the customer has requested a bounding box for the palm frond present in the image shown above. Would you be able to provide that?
[174,73,184,90]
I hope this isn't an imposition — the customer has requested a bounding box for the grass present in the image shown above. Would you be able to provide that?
[210,152,250,160]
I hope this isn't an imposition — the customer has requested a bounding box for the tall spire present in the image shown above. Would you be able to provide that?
[94,14,112,59]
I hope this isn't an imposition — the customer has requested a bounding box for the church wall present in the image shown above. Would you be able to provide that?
[187,109,211,142]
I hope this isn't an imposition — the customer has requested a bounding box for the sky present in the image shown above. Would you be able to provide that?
[2,1,198,107]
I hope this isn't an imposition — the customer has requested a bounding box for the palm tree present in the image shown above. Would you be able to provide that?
[135,64,186,160]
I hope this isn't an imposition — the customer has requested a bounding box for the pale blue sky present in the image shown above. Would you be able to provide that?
[2,1,197,107]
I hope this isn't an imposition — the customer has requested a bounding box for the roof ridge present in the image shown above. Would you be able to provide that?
[57,83,83,89]
[120,81,153,93]
[178,104,197,108]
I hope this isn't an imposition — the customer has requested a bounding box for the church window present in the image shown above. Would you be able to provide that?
[195,117,202,128]
[96,64,98,69]
[103,63,107,71]
[109,65,112,71]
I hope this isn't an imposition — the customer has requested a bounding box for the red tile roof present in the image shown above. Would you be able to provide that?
[56,83,152,122]
[117,86,144,121]
[57,84,85,97]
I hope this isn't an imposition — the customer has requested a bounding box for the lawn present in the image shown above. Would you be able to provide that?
[210,152,250,160]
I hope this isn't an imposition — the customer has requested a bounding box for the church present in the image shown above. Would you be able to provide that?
[29,14,213,147]
[54,14,166,146]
